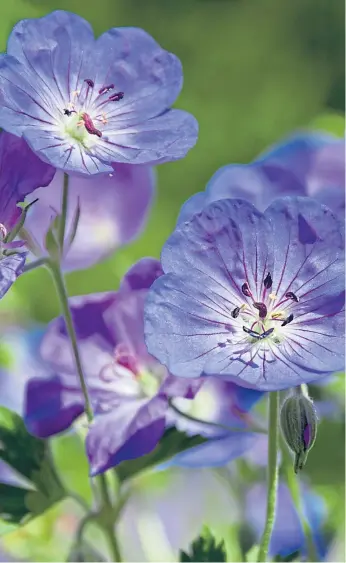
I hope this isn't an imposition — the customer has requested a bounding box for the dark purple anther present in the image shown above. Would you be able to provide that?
[281,313,294,327]
[231,306,240,318]
[285,291,299,302]
[243,326,260,338]
[63,108,76,116]
[109,92,124,102]
[99,84,115,95]
[264,272,272,289]
[84,79,95,88]
[253,302,268,319]
[259,327,274,339]
[241,282,252,298]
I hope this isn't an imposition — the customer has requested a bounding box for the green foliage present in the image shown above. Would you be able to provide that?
[116,428,208,483]
[180,527,227,562]
[0,407,65,530]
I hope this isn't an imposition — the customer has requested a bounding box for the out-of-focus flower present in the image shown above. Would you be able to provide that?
[117,466,238,562]
[23,165,155,271]
[166,379,264,467]
[144,197,345,391]
[246,482,328,560]
[178,132,345,223]
[0,11,198,176]
[24,258,202,476]
[0,131,55,297]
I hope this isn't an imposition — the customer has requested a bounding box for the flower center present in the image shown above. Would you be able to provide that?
[99,343,163,399]
[61,78,124,146]
[233,274,299,346]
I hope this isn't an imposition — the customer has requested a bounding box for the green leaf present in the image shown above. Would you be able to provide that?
[0,407,65,531]
[0,484,31,525]
[180,528,227,562]
[116,428,208,483]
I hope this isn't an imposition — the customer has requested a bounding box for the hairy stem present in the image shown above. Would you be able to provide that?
[47,260,94,422]
[257,391,279,562]
[48,173,122,561]
[98,474,122,562]
[58,172,69,251]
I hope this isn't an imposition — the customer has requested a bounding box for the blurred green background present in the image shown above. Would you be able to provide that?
[0,0,344,560]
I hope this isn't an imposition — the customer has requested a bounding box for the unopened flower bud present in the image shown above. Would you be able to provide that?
[280,387,318,473]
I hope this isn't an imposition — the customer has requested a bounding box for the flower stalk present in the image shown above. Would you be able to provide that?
[46,173,122,562]
[257,391,279,562]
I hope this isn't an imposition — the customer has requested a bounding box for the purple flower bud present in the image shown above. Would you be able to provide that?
[280,387,318,473]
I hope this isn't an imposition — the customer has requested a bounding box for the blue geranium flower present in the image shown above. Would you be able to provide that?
[0,11,198,176]
[178,132,345,222]
[144,197,345,391]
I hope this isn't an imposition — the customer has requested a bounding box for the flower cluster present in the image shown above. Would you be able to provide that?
[0,7,344,562]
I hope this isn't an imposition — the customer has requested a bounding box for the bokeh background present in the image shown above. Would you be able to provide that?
[0,0,344,561]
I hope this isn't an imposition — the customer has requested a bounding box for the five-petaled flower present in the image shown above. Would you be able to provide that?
[0,131,55,298]
[178,132,345,224]
[144,197,345,391]
[0,11,198,176]
[24,258,201,476]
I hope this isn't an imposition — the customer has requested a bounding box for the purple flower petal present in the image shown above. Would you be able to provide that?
[24,164,155,271]
[145,197,344,390]
[170,432,259,468]
[86,396,167,475]
[90,27,183,125]
[94,109,198,166]
[24,375,85,438]
[0,253,26,299]
[0,131,55,229]
[120,257,163,292]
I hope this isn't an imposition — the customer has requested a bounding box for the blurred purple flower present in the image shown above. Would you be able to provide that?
[0,11,198,176]
[144,197,345,391]
[246,482,327,559]
[24,258,202,476]
[23,165,155,271]
[166,379,264,467]
[178,132,345,223]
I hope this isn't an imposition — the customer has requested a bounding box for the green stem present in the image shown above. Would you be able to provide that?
[98,474,122,562]
[257,391,279,562]
[280,437,318,562]
[47,259,94,422]
[58,172,69,251]
[168,399,267,434]
[49,173,123,561]
[23,257,48,273]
